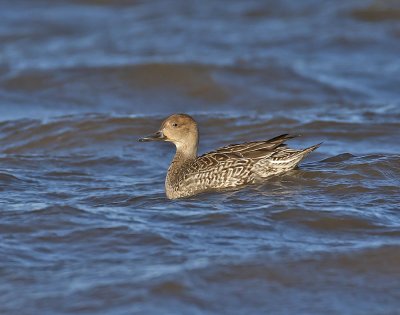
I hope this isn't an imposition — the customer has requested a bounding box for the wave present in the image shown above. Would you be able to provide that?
[3,62,229,101]
[28,204,90,216]
[0,172,21,183]
[351,0,400,22]
[271,208,382,231]
[1,112,399,155]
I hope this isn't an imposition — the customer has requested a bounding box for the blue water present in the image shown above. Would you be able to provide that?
[1,0,400,314]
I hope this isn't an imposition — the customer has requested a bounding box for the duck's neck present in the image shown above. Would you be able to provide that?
[169,145,197,173]
[166,144,197,190]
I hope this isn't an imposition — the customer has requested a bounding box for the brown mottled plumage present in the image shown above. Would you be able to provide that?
[139,114,321,199]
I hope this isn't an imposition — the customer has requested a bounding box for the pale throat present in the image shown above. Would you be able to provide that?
[174,141,197,161]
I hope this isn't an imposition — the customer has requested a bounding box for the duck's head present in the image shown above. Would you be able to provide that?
[139,114,199,155]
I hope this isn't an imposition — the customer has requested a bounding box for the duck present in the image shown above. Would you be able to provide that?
[139,113,321,199]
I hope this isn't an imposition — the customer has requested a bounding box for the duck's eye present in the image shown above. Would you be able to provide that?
[172,123,178,127]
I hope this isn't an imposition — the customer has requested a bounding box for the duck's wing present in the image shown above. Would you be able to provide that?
[186,134,298,174]
[188,151,248,174]
[181,134,311,188]
[209,134,299,159]
[182,151,254,189]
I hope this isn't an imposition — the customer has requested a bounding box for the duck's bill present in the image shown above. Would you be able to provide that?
[138,131,166,142]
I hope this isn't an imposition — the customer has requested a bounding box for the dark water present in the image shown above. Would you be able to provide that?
[1,0,400,314]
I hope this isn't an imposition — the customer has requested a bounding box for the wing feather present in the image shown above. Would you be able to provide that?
[184,134,298,175]
[204,134,299,158]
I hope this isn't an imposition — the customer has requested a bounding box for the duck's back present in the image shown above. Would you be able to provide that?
[166,134,320,198]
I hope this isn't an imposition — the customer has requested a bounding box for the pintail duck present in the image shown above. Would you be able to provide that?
[139,114,321,199]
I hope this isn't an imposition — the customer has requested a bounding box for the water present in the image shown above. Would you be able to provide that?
[1,0,400,314]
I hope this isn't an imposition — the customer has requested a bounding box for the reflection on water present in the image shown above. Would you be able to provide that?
[1,0,400,314]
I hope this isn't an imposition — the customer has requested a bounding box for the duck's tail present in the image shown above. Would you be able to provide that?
[302,142,322,155]
[293,142,322,166]
[252,142,322,178]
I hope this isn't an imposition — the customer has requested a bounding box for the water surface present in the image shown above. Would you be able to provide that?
[1,0,400,314]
